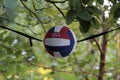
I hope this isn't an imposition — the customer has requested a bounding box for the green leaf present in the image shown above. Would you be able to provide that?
[79,20,91,33]
[66,10,77,25]
[77,8,92,21]
[110,2,120,20]
[109,0,117,4]
[81,0,94,4]
[104,5,109,10]
[87,6,101,15]
[91,17,101,29]
[97,0,104,5]
[69,0,80,8]
[81,0,89,4]
[114,7,120,19]
[88,0,95,5]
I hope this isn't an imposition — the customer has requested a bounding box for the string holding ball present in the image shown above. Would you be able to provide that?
[43,25,77,58]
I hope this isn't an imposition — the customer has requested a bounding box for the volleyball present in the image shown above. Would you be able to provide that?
[44,26,76,57]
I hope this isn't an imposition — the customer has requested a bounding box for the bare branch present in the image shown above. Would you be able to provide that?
[20,0,46,33]
[15,22,38,35]
[31,0,45,12]
[45,0,65,18]
[52,3,65,18]
[93,38,103,55]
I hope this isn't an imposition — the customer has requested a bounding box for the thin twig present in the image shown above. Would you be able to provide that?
[20,0,46,33]
[107,32,116,42]
[46,0,65,18]
[29,61,98,76]
[15,22,38,35]
[93,38,103,54]
[31,0,45,12]
[52,3,65,18]
[105,67,120,73]
[0,17,39,35]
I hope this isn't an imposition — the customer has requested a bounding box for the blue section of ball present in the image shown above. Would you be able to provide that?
[45,45,70,57]
[48,27,55,32]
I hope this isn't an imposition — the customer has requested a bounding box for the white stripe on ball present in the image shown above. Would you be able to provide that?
[54,26,63,32]
[45,38,70,46]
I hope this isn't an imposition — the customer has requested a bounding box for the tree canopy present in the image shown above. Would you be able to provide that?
[0,0,120,80]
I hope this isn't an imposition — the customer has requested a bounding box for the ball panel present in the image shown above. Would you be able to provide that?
[53,52,62,57]
[47,27,55,32]
[54,26,63,32]
[45,45,72,57]
[67,29,77,54]
[45,45,70,52]
[45,38,70,46]
[60,26,69,33]
[45,32,69,39]
[47,50,54,56]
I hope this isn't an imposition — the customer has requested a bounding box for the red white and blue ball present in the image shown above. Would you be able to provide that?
[44,26,76,57]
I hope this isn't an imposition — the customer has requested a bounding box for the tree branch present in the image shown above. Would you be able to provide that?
[29,61,98,77]
[46,0,65,18]
[31,0,46,12]
[93,38,103,55]
[53,3,65,18]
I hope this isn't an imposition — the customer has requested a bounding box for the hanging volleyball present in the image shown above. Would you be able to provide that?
[44,25,77,57]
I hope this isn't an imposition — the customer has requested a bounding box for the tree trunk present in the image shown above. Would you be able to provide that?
[98,34,108,80]
[114,32,120,80]
[115,32,120,61]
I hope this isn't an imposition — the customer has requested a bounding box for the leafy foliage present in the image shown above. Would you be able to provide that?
[110,2,120,20]
[66,10,77,25]
[66,0,102,33]
[0,0,120,80]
